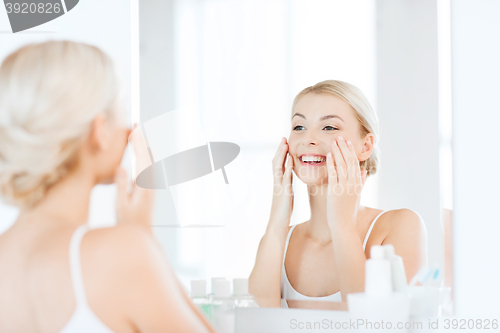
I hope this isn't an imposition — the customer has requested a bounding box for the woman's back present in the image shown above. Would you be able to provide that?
[0,217,141,333]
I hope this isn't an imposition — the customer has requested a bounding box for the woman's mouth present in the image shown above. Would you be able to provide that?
[299,154,326,166]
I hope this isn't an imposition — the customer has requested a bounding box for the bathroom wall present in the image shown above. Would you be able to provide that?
[375,0,443,270]
[451,0,500,316]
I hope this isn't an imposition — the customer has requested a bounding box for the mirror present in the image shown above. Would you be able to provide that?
[138,0,452,314]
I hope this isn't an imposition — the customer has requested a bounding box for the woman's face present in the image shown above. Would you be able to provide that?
[288,93,366,186]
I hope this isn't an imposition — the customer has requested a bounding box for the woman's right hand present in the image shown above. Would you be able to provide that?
[114,125,154,234]
[267,137,294,234]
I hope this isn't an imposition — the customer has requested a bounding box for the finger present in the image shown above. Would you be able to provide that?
[283,153,293,186]
[272,137,286,162]
[346,140,362,185]
[326,152,338,186]
[129,125,153,177]
[273,140,288,183]
[132,185,154,206]
[331,140,346,185]
[336,137,355,183]
[115,167,129,206]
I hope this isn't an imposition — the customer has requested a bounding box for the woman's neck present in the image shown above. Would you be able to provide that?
[305,183,365,245]
[17,167,96,230]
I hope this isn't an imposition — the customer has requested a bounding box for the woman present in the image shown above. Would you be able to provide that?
[249,80,427,308]
[0,41,215,332]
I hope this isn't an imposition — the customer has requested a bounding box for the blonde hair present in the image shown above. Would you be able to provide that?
[292,80,380,176]
[0,40,119,208]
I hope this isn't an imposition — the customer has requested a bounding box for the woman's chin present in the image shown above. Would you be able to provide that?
[297,176,328,187]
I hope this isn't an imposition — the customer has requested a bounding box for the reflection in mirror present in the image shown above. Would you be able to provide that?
[138,0,451,315]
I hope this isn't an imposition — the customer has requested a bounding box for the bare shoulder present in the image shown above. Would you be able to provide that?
[81,225,161,307]
[383,208,426,233]
[84,223,155,255]
[82,223,167,287]
[81,224,195,332]
[380,208,427,246]
[381,209,428,281]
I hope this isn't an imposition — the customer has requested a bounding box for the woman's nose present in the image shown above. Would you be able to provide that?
[302,132,318,146]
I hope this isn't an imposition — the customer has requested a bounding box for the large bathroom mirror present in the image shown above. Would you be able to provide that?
[138,0,453,314]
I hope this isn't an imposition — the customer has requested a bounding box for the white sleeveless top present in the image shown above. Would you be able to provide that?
[280,210,388,307]
[59,224,116,333]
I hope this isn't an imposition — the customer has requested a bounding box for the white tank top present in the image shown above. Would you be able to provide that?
[280,210,388,307]
[59,224,116,333]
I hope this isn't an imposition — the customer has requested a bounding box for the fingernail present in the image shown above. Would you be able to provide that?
[346,140,351,146]
[338,136,344,141]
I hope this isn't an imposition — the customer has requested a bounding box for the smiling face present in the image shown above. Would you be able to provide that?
[288,92,372,186]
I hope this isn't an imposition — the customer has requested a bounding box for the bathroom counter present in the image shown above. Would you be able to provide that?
[235,307,461,333]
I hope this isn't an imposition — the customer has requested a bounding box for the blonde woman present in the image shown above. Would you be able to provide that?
[249,80,427,308]
[0,41,215,333]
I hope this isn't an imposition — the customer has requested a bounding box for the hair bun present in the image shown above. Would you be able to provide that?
[0,40,119,208]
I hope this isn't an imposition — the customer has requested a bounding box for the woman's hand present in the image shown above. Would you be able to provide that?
[267,137,294,234]
[326,136,367,228]
[114,125,154,233]
[248,137,294,306]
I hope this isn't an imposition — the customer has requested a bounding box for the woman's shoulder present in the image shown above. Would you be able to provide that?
[85,223,152,248]
[376,208,426,236]
[81,223,179,328]
[82,223,160,276]
[381,208,424,224]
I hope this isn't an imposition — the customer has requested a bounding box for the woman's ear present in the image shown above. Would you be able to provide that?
[358,133,374,162]
[88,114,110,153]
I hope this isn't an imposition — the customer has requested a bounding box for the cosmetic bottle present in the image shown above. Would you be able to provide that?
[211,279,236,333]
[208,277,226,302]
[365,245,393,297]
[347,245,411,333]
[232,278,259,308]
[190,280,211,319]
[383,244,408,293]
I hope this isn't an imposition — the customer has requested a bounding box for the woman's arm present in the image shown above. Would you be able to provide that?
[329,209,427,301]
[326,137,368,301]
[326,137,427,301]
[381,209,428,283]
[249,227,289,307]
[249,138,294,307]
[88,223,216,333]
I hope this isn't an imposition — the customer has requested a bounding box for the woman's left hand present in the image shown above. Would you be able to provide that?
[326,136,367,228]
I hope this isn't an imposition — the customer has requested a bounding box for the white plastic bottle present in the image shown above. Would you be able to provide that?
[190,280,211,319]
[211,279,235,333]
[383,244,408,293]
[347,245,411,333]
[365,245,393,297]
[232,278,259,308]
[208,277,226,302]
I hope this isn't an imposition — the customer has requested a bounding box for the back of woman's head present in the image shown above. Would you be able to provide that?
[0,40,119,208]
[292,80,380,177]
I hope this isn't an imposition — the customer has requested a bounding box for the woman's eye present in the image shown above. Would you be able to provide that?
[293,125,305,131]
[323,126,338,131]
